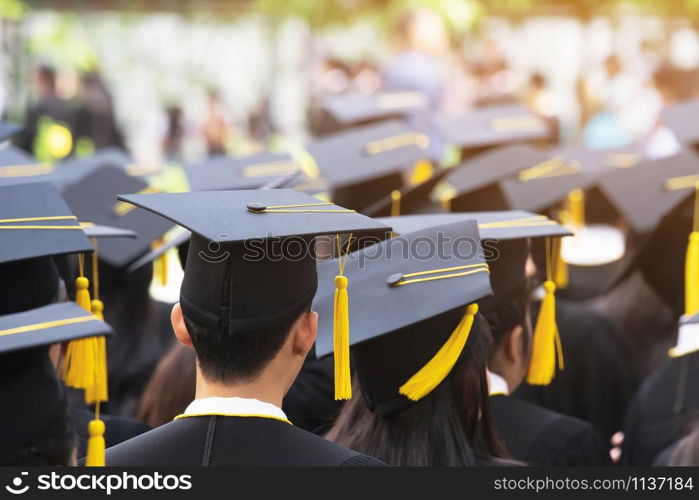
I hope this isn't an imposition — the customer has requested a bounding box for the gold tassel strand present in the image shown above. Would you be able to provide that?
[333,234,353,400]
[527,238,564,385]
[685,182,699,316]
[399,304,479,401]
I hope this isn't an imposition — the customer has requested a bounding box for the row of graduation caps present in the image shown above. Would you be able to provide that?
[1,91,699,465]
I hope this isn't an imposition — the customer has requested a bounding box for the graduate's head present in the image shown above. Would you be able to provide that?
[115,189,389,392]
[480,239,534,391]
[318,221,509,464]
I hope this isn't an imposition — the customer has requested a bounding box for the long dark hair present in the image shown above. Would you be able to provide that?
[325,319,509,466]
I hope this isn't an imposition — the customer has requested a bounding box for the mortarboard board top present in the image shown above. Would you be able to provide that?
[306,119,428,188]
[596,149,699,234]
[660,99,699,146]
[183,152,304,192]
[378,210,572,241]
[434,104,549,150]
[117,189,390,243]
[0,181,93,264]
[0,302,112,354]
[321,91,428,126]
[0,121,23,143]
[60,164,174,267]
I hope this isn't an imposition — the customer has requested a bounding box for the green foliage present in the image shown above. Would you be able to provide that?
[26,14,98,71]
[0,0,26,21]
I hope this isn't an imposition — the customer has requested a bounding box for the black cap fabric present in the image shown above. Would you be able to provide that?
[184,152,303,192]
[0,303,112,460]
[361,167,451,217]
[313,220,492,414]
[306,120,429,209]
[434,104,549,150]
[0,302,112,354]
[438,144,553,212]
[378,211,571,310]
[597,149,699,234]
[79,223,137,239]
[660,99,699,146]
[0,182,93,264]
[59,165,174,267]
[321,91,428,126]
[0,121,23,142]
[117,189,391,335]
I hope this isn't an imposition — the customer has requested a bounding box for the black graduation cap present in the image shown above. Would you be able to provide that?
[314,220,493,414]
[59,164,174,267]
[377,211,571,310]
[596,149,699,234]
[0,146,53,188]
[183,152,303,192]
[0,302,112,355]
[0,121,23,142]
[0,181,93,265]
[0,302,112,462]
[498,154,595,213]
[361,166,451,217]
[79,223,137,239]
[306,120,429,210]
[118,189,391,401]
[438,144,554,212]
[116,188,390,332]
[434,104,549,152]
[321,91,428,127]
[660,99,699,147]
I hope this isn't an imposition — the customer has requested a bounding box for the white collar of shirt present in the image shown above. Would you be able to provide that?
[670,320,699,357]
[181,397,289,422]
[487,370,509,396]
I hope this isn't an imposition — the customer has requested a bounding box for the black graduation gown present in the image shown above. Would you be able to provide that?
[69,407,151,459]
[104,416,386,466]
[490,395,611,466]
[283,356,340,434]
[621,351,699,465]
[515,298,637,440]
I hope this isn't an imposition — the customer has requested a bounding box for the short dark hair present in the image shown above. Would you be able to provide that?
[0,413,74,466]
[184,309,307,384]
[482,282,532,356]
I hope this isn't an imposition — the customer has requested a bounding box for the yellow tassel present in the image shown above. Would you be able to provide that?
[333,275,351,400]
[390,190,401,217]
[63,335,97,390]
[75,276,92,312]
[410,159,433,185]
[85,419,105,466]
[568,188,585,231]
[527,281,562,385]
[686,231,699,316]
[399,304,478,401]
[152,239,168,286]
[553,235,568,289]
[84,334,108,404]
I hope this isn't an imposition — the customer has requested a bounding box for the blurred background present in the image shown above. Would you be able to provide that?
[3,0,699,165]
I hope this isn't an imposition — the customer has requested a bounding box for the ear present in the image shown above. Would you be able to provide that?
[291,310,318,357]
[171,303,194,347]
[505,324,525,364]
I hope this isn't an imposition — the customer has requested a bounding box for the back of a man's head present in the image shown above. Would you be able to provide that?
[184,310,303,384]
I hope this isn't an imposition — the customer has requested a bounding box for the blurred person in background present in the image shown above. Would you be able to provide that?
[161,105,185,160]
[17,64,77,161]
[381,8,448,159]
[138,343,196,428]
[74,71,124,155]
[525,72,560,144]
[201,89,229,156]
